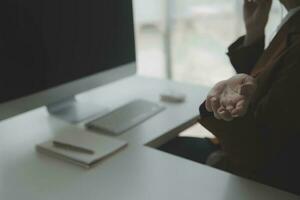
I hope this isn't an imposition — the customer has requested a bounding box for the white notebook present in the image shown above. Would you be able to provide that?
[36,130,127,168]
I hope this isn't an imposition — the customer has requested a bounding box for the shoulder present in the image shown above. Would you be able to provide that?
[286,11,300,48]
[288,11,300,33]
[284,38,300,66]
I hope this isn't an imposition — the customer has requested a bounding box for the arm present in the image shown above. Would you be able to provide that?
[228,0,272,74]
[227,35,265,74]
[199,0,272,121]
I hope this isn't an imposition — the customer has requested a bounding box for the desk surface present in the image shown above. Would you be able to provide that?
[0,76,298,200]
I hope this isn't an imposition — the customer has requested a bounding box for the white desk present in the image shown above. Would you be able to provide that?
[0,76,298,200]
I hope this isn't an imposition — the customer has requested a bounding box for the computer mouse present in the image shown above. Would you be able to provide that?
[160,90,186,103]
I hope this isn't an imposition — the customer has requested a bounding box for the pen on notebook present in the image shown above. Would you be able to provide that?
[52,141,95,155]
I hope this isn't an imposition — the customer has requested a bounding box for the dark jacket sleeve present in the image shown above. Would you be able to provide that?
[199,102,213,118]
[227,36,265,74]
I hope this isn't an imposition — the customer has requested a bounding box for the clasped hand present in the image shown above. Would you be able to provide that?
[205,74,257,121]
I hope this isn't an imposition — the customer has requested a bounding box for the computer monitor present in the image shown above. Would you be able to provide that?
[0,0,136,122]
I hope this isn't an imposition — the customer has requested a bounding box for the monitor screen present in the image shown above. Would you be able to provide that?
[0,0,136,104]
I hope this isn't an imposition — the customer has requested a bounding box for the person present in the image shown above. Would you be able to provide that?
[159,0,300,194]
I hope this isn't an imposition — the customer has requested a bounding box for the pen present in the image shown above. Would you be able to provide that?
[53,141,95,155]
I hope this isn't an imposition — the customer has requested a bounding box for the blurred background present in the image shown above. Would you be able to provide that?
[132,0,285,137]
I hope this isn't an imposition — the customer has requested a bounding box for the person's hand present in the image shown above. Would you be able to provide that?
[243,0,272,46]
[205,74,257,121]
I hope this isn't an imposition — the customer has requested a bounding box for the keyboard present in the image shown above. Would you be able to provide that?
[86,99,165,135]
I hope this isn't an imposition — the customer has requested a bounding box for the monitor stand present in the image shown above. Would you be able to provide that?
[47,97,109,124]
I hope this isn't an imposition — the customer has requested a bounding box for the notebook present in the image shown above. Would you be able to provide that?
[36,129,127,168]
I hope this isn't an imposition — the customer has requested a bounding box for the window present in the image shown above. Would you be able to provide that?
[134,0,284,86]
